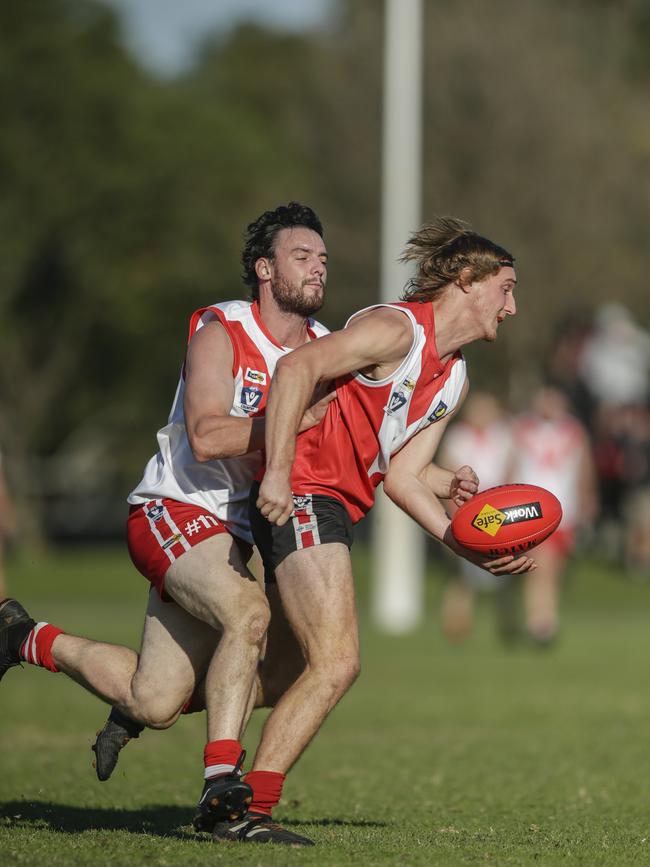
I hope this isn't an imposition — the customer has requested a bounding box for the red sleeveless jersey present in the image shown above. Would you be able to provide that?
[289,302,467,522]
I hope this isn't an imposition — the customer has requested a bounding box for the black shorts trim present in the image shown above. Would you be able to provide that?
[249,482,354,582]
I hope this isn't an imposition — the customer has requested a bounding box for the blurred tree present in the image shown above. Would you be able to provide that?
[418,0,650,402]
[0,0,159,541]
[1,0,649,541]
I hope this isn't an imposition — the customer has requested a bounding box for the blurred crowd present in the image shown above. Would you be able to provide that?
[440,302,650,646]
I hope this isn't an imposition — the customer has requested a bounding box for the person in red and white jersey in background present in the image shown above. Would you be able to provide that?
[510,383,598,645]
[437,391,517,642]
[244,217,537,841]
[0,203,331,847]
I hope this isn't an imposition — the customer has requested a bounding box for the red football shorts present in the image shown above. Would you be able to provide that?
[127,498,249,599]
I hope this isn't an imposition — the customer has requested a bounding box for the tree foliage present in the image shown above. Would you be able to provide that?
[1,0,649,540]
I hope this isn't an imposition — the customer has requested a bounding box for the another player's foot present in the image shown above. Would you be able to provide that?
[193,752,253,832]
[212,811,315,846]
[528,624,558,648]
[0,599,35,682]
[92,707,145,781]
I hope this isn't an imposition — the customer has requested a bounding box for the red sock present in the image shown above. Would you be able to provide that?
[203,739,243,780]
[19,623,64,673]
[245,770,286,817]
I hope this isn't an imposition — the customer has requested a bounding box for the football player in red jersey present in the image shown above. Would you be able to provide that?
[240,217,537,831]
[0,203,332,847]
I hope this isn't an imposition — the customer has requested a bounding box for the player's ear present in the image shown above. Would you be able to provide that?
[456,267,474,292]
[255,258,272,281]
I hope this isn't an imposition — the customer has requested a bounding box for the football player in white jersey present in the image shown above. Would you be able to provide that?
[510,383,598,644]
[438,391,517,642]
[0,203,331,847]
[246,217,537,839]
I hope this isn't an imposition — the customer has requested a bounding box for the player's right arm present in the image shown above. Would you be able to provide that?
[184,320,264,461]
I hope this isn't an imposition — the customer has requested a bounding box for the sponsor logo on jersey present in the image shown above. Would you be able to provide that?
[245,368,267,385]
[501,501,542,524]
[386,390,407,414]
[146,504,165,522]
[428,400,448,421]
[162,533,181,549]
[472,503,507,537]
[401,377,416,392]
[240,386,263,412]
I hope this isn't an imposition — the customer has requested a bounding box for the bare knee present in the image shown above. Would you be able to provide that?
[223,592,270,649]
[335,655,361,695]
[127,687,185,729]
[244,601,271,646]
[310,653,361,707]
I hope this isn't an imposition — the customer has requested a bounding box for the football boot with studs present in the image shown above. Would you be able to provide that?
[193,751,253,832]
[212,810,315,846]
[92,707,145,781]
[0,599,35,682]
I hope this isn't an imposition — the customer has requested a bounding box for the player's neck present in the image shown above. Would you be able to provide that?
[432,293,483,361]
[258,299,312,349]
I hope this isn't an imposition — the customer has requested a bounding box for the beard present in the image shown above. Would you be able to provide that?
[271,274,324,317]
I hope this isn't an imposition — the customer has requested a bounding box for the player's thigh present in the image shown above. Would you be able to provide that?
[132,587,219,715]
[275,542,359,665]
[164,533,269,632]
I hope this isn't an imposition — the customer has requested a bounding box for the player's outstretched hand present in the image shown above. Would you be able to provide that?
[443,525,537,575]
[449,465,479,507]
[479,553,537,575]
[257,472,294,526]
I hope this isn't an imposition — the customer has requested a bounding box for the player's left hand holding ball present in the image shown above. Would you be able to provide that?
[443,524,537,575]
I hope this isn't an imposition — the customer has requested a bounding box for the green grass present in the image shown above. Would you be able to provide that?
[1,545,649,865]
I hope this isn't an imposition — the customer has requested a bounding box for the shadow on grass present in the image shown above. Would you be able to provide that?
[287,818,386,828]
[0,801,386,836]
[0,801,196,839]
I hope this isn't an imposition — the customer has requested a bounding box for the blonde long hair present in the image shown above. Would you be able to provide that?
[400,216,514,302]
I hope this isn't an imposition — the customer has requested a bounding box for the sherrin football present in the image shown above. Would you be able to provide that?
[450,483,562,556]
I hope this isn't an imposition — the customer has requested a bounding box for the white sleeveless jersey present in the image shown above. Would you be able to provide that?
[129,299,328,542]
[442,421,514,492]
[510,413,585,530]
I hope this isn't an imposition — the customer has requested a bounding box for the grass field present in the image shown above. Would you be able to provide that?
[0,544,648,866]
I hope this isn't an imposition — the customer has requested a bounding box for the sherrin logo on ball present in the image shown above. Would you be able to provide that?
[451,484,562,555]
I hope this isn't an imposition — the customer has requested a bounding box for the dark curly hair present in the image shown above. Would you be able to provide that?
[400,216,514,302]
[241,202,324,299]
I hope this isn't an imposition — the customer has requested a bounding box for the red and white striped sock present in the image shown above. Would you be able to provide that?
[245,770,286,817]
[203,739,243,780]
[19,622,65,672]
